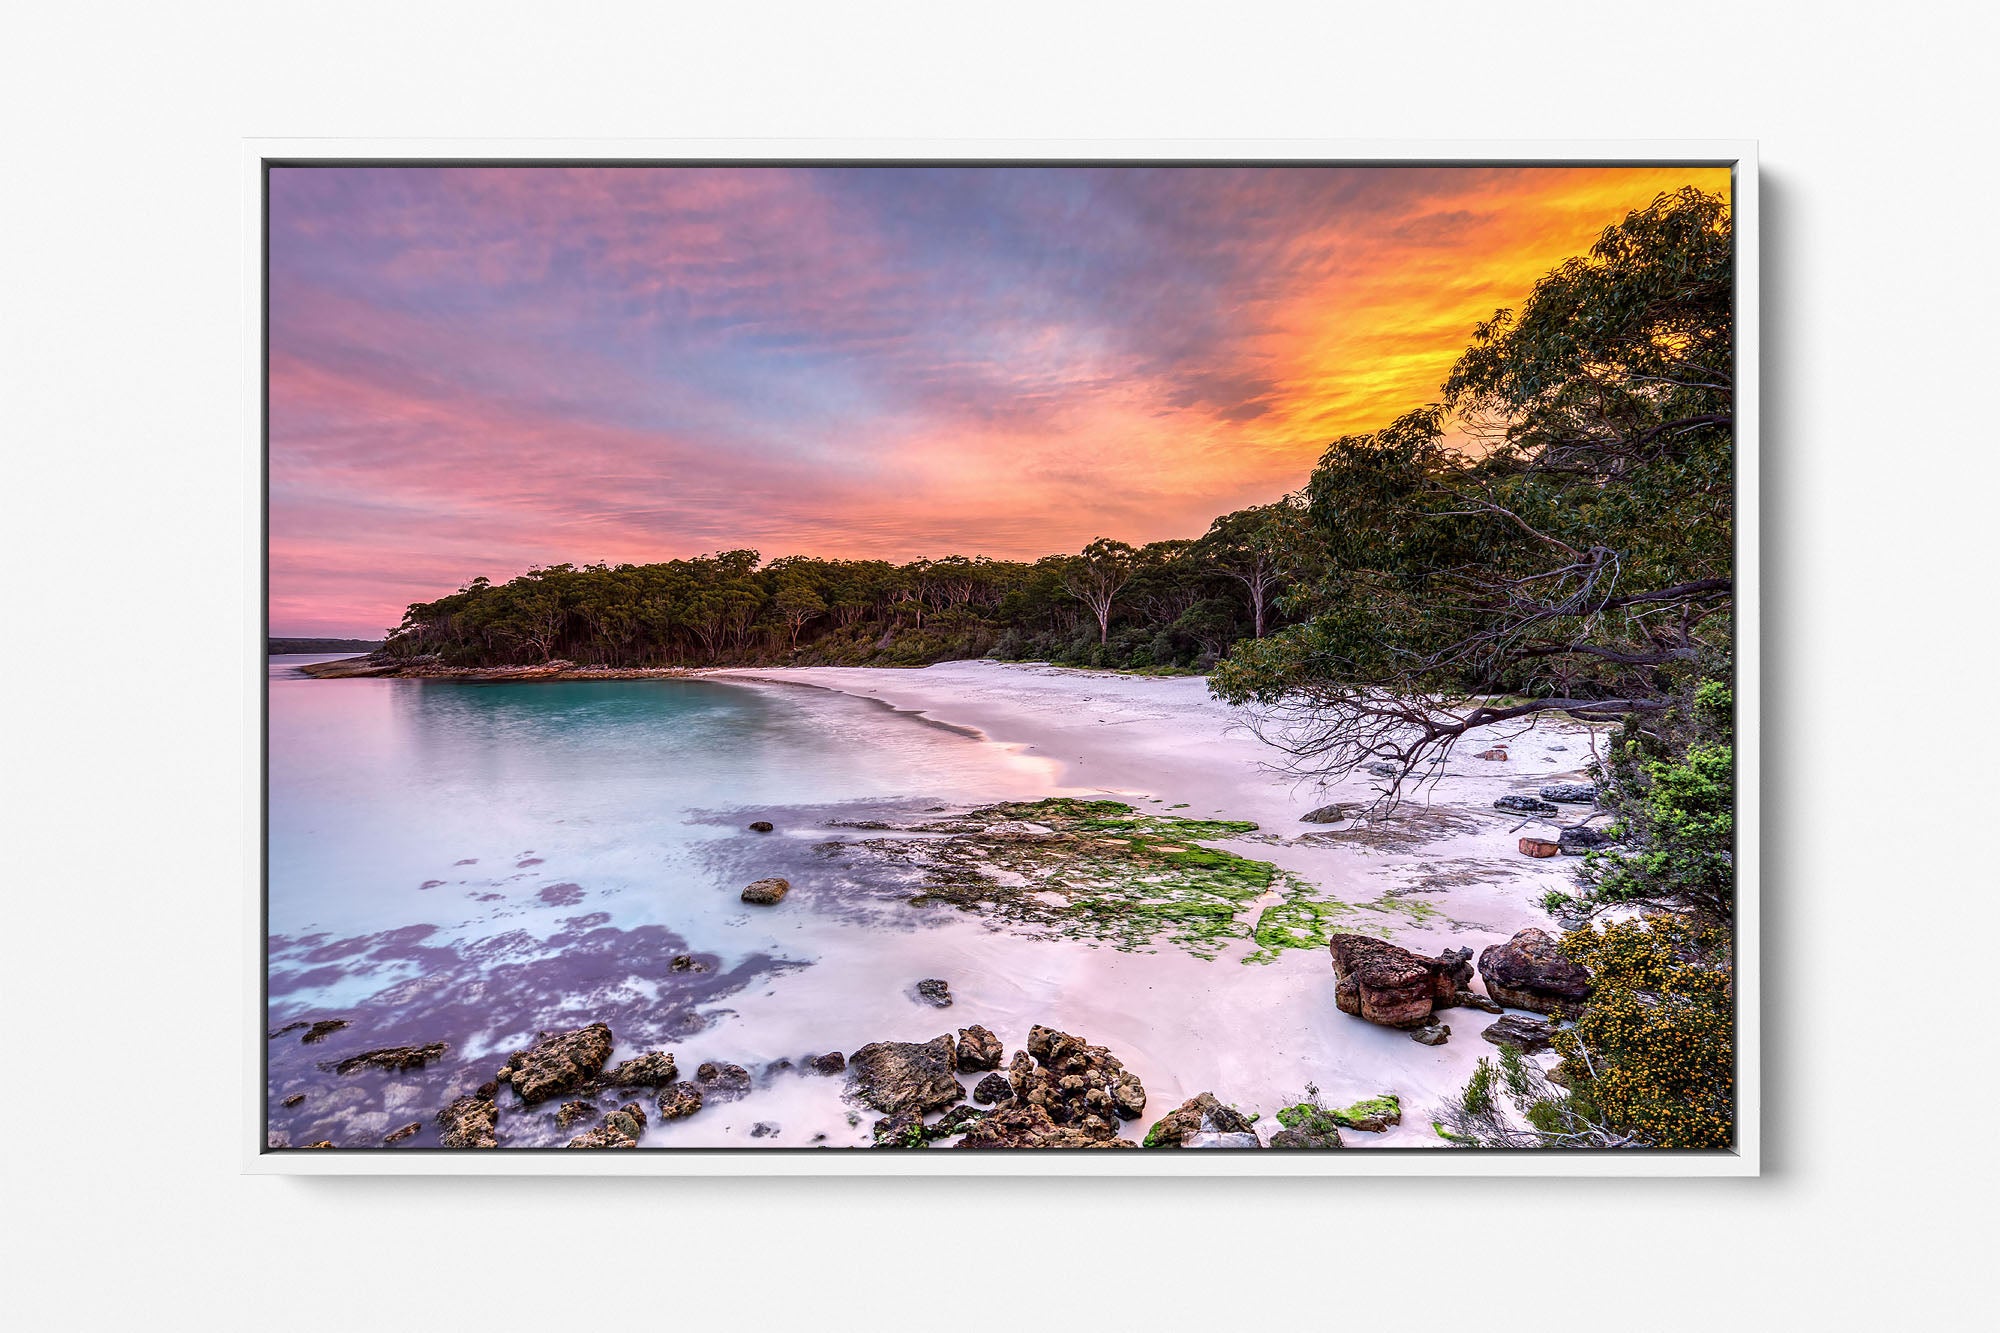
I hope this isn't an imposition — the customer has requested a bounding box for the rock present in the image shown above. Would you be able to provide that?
[1365,762,1401,778]
[330,1042,447,1075]
[955,1025,1004,1071]
[1540,784,1598,804]
[1478,928,1593,1015]
[568,1101,647,1148]
[847,1036,961,1115]
[556,1100,599,1129]
[1481,1013,1557,1052]
[1327,1095,1401,1132]
[383,1121,422,1144]
[1143,1092,1259,1148]
[694,1061,752,1102]
[1411,1023,1450,1046]
[749,1121,781,1139]
[303,1141,336,1149]
[281,1093,305,1108]
[437,1093,499,1148]
[1301,803,1354,824]
[1558,825,1614,855]
[872,1110,933,1148]
[1436,946,1475,992]
[1455,989,1504,1014]
[496,1023,614,1103]
[1495,794,1559,815]
[747,820,775,832]
[807,1051,847,1076]
[657,1084,705,1120]
[955,1102,1136,1149]
[299,1019,350,1044]
[268,1021,309,1039]
[1519,836,1561,858]
[1269,1099,1345,1149]
[1474,747,1509,761]
[934,1104,990,1138]
[669,953,710,973]
[972,1072,1014,1105]
[913,978,954,1008]
[1014,1025,1146,1130]
[741,877,790,905]
[1327,934,1460,1028]
[602,1050,678,1088]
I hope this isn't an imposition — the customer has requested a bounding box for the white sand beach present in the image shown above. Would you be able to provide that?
[681,659,1606,1148]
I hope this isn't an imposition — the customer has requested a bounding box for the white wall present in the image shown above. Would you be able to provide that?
[7,2,1993,1327]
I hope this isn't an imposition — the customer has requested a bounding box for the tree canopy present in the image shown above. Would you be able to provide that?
[1211,186,1734,792]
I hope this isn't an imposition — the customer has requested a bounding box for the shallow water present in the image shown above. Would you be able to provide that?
[265,656,1063,1148]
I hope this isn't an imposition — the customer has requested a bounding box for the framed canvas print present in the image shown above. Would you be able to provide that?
[248,140,1757,1175]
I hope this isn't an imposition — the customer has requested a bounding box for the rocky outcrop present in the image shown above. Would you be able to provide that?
[741,877,790,905]
[847,1036,962,1115]
[1143,1093,1260,1148]
[1411,1022,1450,1045]
[1478,929,1592,1015]
[913,978,953,1008]
[1269,1098,1346,1149]
[1495,794,1558,815]
[299,1019,350,1044]
[602,1051,678,1088]
[657,1084,704,1120]
[568,1101,646,1148]
[1540,784,1597,804]
[1558,825,1614,855]
[1455,990,1504,1014]
[871,1110,933,1148]
[1327,1095,1401,1132]
[1008,1025,1147,1135]
[330,1042,447,1075]
[747,820,775,833]
[669,953,710,973]
[694,1061,752,1102]
[1328,934,1462,1028]
[384,1121,422,1144]
[1301,803,1355,824]
[1481,1013,1556,1052]
[808,1051,847,1076]
[437,1092,499,1148]
[281,1093,305,1108]
[972,1072,1013,1104]
[496,1023,614,1103]
[955,1025,1004,1071]
[556,1100,599,1129]
[955,1102,1136,1149]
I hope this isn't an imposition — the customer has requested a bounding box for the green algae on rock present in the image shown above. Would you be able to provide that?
[823,797,1401,962]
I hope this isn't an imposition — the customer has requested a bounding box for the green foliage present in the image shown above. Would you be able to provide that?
[1543,674,1736,922]
[1550,916,1735,1149]
[1211,188,1735,801]
[382,511,1296,672]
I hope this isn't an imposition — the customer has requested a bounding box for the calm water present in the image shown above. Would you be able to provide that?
[265,655,1056,1147]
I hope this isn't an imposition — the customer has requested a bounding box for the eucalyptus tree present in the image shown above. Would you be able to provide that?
[1212,187,1735,792]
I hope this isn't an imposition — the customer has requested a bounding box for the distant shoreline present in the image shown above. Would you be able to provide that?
[269,637,384,655]
[296,655,697,681]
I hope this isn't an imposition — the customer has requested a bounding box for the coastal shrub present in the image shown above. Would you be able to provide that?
[1549,915,1734,1150]
[1543,674,1735,923]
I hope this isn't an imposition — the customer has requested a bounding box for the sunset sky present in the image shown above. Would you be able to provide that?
[269,163,1729,637]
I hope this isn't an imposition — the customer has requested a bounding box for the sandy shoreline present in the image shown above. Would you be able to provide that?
[694,659,1607,1147]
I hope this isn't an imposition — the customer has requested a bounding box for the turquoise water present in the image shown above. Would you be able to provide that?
[264,656,1053,1146]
